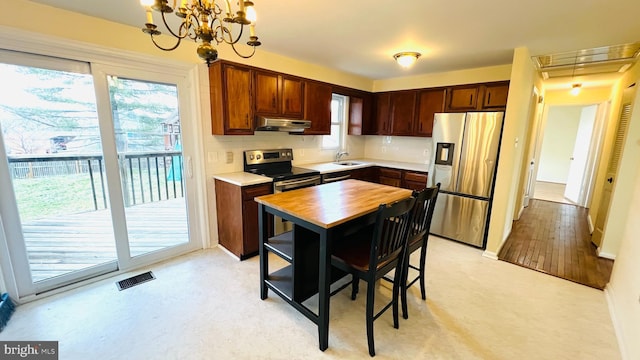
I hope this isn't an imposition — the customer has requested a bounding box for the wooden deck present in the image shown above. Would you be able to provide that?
[498,199,613,290]
[24,198,189,282]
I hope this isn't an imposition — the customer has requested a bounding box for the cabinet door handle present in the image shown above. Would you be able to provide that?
[285,99,289,109]
[487,92,491,105]
[272,96,276,108]
[420,122,423,131]
[469,94,473,105]
[245,114,249,126]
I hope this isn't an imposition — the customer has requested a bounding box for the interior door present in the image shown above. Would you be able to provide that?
[522,90,542,208]
[564,105,597,203]
[592,89,634,247]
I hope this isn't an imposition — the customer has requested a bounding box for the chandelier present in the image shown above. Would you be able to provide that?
[140,0,261,65]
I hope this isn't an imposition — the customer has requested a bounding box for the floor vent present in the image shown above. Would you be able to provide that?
[116,271,155,291]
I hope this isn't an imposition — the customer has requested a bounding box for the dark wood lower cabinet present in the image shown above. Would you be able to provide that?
[378,167,402,187]
[215,180,272,260]
[349,167,377,182]
[403,170,428,191]
[375,167,428,191]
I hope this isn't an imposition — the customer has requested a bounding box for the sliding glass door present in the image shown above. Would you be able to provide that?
[0,52,197,298]
[105,76,189,258]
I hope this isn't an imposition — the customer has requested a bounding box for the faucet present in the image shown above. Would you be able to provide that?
[335,150,349,162]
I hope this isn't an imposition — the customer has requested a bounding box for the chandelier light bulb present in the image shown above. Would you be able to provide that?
[139,0,154,6]
[245,1,257,23]
[393,52,421,68]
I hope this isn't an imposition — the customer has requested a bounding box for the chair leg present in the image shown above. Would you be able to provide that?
[351,274,359,300]
[419,245,428,300]
[393,266,401,328]
[401,253,410,320]
[366,279,376,357]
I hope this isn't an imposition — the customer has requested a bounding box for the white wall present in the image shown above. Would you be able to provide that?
[537,106,582,183]
[484,47,538,257]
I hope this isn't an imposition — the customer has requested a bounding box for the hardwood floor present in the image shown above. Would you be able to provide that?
[23,198,188,282]
[498,199,613,290]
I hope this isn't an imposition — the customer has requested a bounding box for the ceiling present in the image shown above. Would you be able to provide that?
[29,0,640,83]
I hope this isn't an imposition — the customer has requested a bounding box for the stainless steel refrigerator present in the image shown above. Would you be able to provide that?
[428,112,504,248]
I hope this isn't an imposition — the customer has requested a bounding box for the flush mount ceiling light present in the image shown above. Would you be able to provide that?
[393,52,421,68]
[570,83,582,96]
[139,0,261,66]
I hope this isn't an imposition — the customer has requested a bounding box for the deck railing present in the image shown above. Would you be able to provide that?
[8,151,184,210]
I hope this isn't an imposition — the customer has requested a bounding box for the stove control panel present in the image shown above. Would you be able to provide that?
[244,148,294,165]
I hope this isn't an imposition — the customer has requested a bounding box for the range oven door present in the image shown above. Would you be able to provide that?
[273,175,321,234]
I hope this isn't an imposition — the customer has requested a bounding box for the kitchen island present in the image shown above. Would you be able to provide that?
[255,179,412,351]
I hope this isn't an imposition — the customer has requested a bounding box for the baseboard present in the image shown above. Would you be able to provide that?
[482,251,499,260]
[604,284,628,360]
[516,205,524,220]
[597,249,616,260]
[588,215,595,233]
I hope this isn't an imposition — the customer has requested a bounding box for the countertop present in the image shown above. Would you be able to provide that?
[299,158,429,174]
[213,158,429,186]
[212,172,272,187]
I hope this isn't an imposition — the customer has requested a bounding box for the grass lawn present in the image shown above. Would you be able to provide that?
[12,172,182,222]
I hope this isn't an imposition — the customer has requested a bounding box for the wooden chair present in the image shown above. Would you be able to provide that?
[400,184,440,319]
[331,197,416,357]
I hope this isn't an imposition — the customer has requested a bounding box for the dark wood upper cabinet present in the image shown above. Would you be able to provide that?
[481,82,510,109]
[445,85,479,111]
[281,76,304,117]
[389,90,417,136]
[254,70,304,118]
[254,71,279,115]
[415,89,445,137]
[348,96,364,135]
[374,93,392,135]
[209,61,253,135]
[303,81,332,135]
[444,81,509,112]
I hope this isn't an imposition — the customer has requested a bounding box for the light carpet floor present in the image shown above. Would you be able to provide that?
[0,237,620,359]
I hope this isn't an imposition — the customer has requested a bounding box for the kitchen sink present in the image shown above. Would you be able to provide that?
[334,161,362,166]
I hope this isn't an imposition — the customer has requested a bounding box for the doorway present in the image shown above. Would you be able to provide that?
[532,103,607,207]
[0,51,200,300]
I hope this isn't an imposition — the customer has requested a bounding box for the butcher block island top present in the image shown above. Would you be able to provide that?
[254,179,413,229]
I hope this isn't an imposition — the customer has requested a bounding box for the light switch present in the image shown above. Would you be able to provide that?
[225,151,233,164]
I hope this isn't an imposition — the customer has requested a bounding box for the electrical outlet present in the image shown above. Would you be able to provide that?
[225,151,233,164]
[423,149,429,156]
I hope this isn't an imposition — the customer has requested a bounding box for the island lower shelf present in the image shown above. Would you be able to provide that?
[264,227,346,303]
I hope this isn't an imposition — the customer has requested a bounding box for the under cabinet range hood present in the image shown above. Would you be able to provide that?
[254,117,311,133]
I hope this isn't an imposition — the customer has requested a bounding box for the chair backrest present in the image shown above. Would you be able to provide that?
[369,197,416,272]
[409,183,440,243]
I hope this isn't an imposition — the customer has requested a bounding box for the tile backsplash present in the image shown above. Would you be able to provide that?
[363,135,433,165]
[204,132,431,176]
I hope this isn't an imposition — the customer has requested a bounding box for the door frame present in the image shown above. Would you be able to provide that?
[0,30,209,302]
[529,101,608,208]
